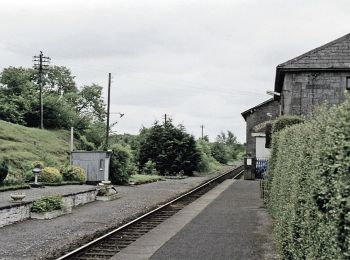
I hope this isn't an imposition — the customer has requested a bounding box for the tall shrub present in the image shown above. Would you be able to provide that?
[196,139,220,172]
[266,98,350,259]
[109,143,135,184]
[138,120,200,176]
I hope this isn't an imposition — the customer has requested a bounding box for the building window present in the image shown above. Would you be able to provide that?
[347,77,350,90]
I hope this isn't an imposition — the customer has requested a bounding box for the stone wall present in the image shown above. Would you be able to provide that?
[282,72,349,116]
[0,203,31,227]
[0,189,97,227]
[245,100,280,157]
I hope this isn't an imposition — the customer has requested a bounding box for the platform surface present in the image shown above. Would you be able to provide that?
[0,184,96,208]
[113,179,276,260]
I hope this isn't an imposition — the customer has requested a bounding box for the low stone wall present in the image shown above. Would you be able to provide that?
[0,203,31,227]
[0,189,97,228]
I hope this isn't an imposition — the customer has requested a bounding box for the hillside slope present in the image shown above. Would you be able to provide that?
[0,120,71,181]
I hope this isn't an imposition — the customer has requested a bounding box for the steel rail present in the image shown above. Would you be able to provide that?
[57,165,244,260]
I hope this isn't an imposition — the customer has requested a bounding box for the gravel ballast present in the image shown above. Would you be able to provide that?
[0,167,233,260]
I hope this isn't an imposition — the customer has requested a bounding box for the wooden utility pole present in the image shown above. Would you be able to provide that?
[201,124,204,139]
[105,73,111,149]
[33,51,50,129]
[164,114,167,125]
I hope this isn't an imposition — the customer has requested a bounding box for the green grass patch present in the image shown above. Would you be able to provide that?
[0,183,31,192]
[128,174,165,185]
[0,120,71,181]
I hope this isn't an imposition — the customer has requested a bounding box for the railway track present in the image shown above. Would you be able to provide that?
[57,165,244,260]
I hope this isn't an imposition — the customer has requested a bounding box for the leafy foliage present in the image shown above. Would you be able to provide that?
[272,115,305,134]
[196,139,220,172]
[211,142,229,164]
[109,143,136,184]
[97,186,109,196]
[214,131,244,162]
[31,195,63,213]
[0,66,107,149]
[45,65,77,94]
[142,160,158,175]
[61,166,86,182]
[0,158,9,184]
[138,120,200,176]
[39,167,63,183]
[266,97,350,259]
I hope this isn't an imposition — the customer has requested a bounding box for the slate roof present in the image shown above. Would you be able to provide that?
[275,33,350,92]
[241,98,274,121]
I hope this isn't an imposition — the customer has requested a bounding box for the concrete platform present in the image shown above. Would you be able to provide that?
[0,185,97,227]
[0,184,96,208]
[112,179,277,260]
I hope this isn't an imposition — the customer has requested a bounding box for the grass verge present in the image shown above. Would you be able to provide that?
[0,183,31,192]
[128,174,165,185]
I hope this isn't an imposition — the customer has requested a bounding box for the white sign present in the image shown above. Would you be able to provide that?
[246,158,252,166]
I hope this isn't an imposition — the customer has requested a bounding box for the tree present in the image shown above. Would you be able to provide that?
[75,84,106,122]
[44,66,77,95]
[0,65,108,149]
[211,142,229,164]
[215,130,244,161]
[138,119,200,176]
[0,67,38,125]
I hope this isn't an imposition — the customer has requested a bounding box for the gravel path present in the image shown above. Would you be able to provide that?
[0,167,233,260]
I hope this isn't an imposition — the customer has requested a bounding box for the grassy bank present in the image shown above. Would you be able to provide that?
[0,120,71,181]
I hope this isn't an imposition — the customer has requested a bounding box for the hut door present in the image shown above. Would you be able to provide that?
[98,159,105,181]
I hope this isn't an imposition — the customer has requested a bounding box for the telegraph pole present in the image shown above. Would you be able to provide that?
[200,124,204,139]
[33,51,50,129]
[105,73,112,149]
[164,114,167,125]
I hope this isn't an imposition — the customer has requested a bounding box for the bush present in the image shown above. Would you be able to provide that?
[61,166,86,182]
[272,115,304,134]
[109,143,135,185]
[266,97,350,259]
[0,158,9,184]
[142,160,157,175]
[39,167,63,183]
[138,120,200,176]
[196,139,220,172]
[31,161,44,169]
[211,142,229,164]
[97,186,109,196]
[31,195,63,213]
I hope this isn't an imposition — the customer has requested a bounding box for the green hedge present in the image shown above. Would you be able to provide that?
[266,97,350,259]
[272,115,304,133]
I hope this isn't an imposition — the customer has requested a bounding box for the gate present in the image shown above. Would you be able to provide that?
[255,158,268,179]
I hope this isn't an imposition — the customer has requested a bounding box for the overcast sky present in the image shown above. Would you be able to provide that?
[0,0,349,142]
